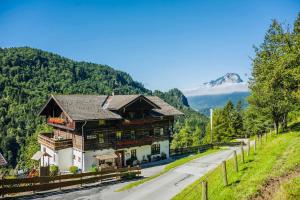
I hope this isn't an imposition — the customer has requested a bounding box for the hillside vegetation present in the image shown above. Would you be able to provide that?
[173,123,300,200]
[0,47,207,168]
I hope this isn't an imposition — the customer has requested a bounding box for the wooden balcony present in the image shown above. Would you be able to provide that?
[38,132,73,150]
[115,136,168,149]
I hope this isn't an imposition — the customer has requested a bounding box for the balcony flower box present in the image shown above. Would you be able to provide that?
[48,118,65,125]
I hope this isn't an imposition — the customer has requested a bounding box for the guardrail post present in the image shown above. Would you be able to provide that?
[202,181,208,200]
[222,161,228,186]
[233,150,238,172]
[247,140,250,156]
[240,144,244,163]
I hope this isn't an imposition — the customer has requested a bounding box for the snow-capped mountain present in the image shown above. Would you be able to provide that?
[204,73,243,87]
[183,73,249,96]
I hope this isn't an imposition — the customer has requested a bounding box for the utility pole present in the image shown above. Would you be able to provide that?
[210,108,213,144]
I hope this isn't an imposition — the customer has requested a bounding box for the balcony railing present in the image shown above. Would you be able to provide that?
[115,136,168,149]
[38,132,73,150]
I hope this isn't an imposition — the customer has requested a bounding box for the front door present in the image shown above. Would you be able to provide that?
[115,150,125,168]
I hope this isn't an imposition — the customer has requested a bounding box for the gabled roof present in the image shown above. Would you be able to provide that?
[41,95,122,121]
[0,152,7,166]
[39,94,183,121]
[146,96,184,116]
[105,95,160,110]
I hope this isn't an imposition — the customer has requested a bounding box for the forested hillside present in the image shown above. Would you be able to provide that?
[0,47,207,168]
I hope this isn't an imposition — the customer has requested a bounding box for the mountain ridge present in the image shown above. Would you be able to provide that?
[183,73,249,96]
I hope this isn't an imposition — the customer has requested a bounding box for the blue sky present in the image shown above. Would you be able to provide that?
[0,0,299,91]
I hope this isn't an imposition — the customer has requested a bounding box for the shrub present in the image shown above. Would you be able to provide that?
[69,166,78,174]
[161,152,167,160]
[89,165,99,172]
[50,165,59,176]
[121,172,137,180]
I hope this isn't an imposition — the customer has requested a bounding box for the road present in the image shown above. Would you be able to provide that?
[17,146,243,200]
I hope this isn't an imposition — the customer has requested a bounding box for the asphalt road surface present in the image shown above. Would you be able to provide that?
[17,146,243,200]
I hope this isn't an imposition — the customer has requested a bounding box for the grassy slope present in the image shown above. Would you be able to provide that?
[173,123,300,200]
[274,177,300,200]
[116,149,219,192]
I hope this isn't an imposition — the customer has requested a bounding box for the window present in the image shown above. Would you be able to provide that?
[151,144,160,155]
[130,130,135,140]
[160,128,164,136]
[99,119,106,125]
[99,133,104,144]
[87,134,97,140]
[78,156,81,162]
[131,149,137,158]
[144,130,150,136]
[116,131,122,140]
[99,160,105,165]
[154,128,160,136]
[129,112,135,119]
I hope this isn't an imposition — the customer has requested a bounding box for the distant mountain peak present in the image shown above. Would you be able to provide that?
[183,73,248,96]
[204,73,243,87]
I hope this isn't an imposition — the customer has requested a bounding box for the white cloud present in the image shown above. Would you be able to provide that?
[183,82,249,96]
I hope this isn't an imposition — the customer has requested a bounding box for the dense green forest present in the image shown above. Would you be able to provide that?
[0,47,207,169]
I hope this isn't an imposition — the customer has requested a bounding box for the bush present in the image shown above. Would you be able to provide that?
[69,166,78,174]
[50,165,59,176]
[121,172,137,180]
[161,152,167,160]
[89,165,99,172]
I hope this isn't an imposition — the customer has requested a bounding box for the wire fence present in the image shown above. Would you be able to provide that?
[178,132,273,200]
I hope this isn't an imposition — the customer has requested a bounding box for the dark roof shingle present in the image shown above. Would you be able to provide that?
[41,94,183,121]
[53,95,122,120]
[146,96,184,116]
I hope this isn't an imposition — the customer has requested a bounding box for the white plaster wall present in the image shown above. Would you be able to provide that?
[155,140,170,157]
[57,148,73,171]
[40,145,73,171]
[120,145,151,164]
[83,149,115,172]
[73,148,83,170]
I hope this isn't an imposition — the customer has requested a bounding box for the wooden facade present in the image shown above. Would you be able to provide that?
[39,111,174,152]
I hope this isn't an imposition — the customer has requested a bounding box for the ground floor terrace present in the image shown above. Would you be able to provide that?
[40,140,170,172]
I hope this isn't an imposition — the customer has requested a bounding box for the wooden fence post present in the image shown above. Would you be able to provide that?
[240,144,244,163]
[247,140,250,156]
[222,161,228,186]
[202,181,208,200]
[80,172,83,187]
[1,175,4,198]
[233,150,238,172]
[260,134,263,146]
[59,172,62,191]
